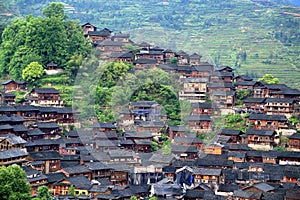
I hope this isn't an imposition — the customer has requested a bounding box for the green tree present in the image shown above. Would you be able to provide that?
[258,74,280,84]
[68,185,75,196]
[22,61,44,82]
[37,186,51,200]
[170,57,178,64]
[42,2,67,20]
[0,2,91,80]
[130,196,138,200]
[0,164,31,200]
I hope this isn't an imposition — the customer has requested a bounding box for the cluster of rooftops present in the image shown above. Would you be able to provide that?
[0,23,299,199]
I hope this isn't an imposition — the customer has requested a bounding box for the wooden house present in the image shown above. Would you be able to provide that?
[23,166,48,196]
[173,135,203,149]
[242,98,266,113]
[96,40,123,55]
[175,50,190,65]
[29,87,63,107]
[0,134,26,150]
[210,71,234,83]
[171,144,199,160]
[212,91,236,109]
[0,148,28,165]
[54,175,91,196]
[60,165,92,180]
[218,129,243,143]
[136,121,165,136]
[288,133,300,151]
[167,125,187,139]
[29,151,61,174]
[235,81,257,91]
[191,102,213,115]
[85,162,112,179]
[133,58,157,70]
[25,139,60,152]
[163,49,175,63]
[214,66,233,73]
[82,22,97,36]
[179,78,208,103]
[189,53,202,65]
[1,92,16,105]
[136,48,164,64]
[247,114,288,130]
[93,122,117,133]
[246,129,276,150]
[264,98,298,118]
[108,164,130,186]
[186,115,211,133]
[234,75,253,82]
[192,167,222,184]
[109,52,134,63]
[1,80,26,93]
[112,32,130,44]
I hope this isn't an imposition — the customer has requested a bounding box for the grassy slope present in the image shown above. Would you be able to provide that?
[4,0,300,89]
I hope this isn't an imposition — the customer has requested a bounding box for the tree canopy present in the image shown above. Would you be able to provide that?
[0,2,91,80]
[0,164,31,200]
[22,61,44,82]
[258,74,280,84]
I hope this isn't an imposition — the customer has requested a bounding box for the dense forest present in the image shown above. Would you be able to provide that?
[2,0,300,89]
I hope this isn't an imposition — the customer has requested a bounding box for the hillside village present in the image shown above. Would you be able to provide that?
[0,22,300,200]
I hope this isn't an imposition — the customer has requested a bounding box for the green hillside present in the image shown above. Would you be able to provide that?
[3,0,300,89]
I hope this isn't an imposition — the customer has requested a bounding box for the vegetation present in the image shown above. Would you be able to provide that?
[0,164,31,200]
[258,74,280,84]
[22,61,44,82]
[36,186,52,200]
[0,2,91,80]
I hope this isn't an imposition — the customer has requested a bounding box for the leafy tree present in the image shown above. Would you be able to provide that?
[0,164,31,200]
[0,2,91,80]
[170,57,178,64]
[37,186,51,200]
[22,61,44,82]
[151,141,159,152]
[258,74,280,84]
[130,196,138,200]
[68,185,75,196]
[42,2,67,20]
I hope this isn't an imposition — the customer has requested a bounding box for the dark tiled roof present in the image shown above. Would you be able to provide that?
[3,92,15,97]
[186,115,211,121]
[93,122,116,129]
[171,144,199,153]
[193,167,222,176]
[124,131,152,139]
[12,124,28,132]
[15,105,39,111]
[36,122,59,129]
[218,129,242,136]
[243,97,266,103]
[235,81,257,86]
[0,148,28,159]
[98,40,123,46]
[0,106,17,112]
[212,90,235,96]
[133,58,157,64]
[35,87,59,94]
[207,82,233,88]
[134,139,152,145]
[67,175,91,190]
[265,98,295,103]
[27,129,45,136]
[184,78,208,83]
[246,129,276,136]
[3,134,26,144]
[46,172,66,183]
[191,102,212,109]
[1,80,14,85]
[289,133,300,140]
[173,136,203,144]
[168,125,187,132]
[0,124,13,130]
[248,114,287,121]
[30,151,60,160]
[63,165,91,175]
[85,162,111,170]
[189,53,202,59]
[234,75,253,81]
[233,190,262,199]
